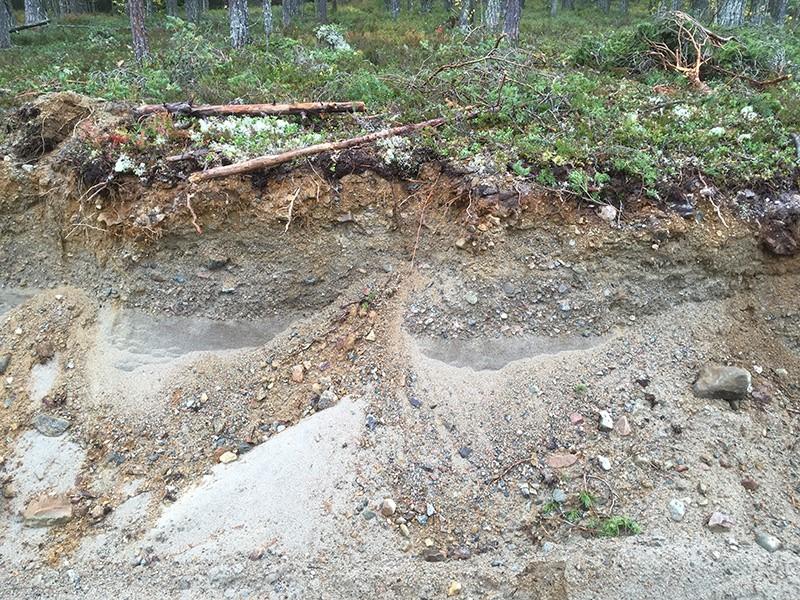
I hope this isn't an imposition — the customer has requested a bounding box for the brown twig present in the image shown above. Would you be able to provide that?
[490,456,532,484]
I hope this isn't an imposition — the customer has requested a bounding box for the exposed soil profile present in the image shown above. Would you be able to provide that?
[1,93,799,599]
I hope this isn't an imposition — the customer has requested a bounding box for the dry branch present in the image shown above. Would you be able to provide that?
[134,101,366,118]
[10,20,49,33]
[647,11,730,94]
[189,113,473,182]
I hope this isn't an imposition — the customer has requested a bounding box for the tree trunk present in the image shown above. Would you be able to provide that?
[0,0,11,50]
[165,0,178,17]
[691,0,708,19]
[229,0,249,49]
[561,0,573,9]
[716,0,746,26]
[316,0,327,22]
[769,0,788,23]
[459,0,471,31]
[24,0,47,24]
[2,0,16,26]
[186,0,200,23]
[390,0,400,19]
[485,0,501,30]
[550,0,557,16]
[503,0,520,42]
[282,0,293,27]
[128,0,149,62]
[263,0,273,46]
[597,0,610,13]
[59,0,87,14]
[749,0,768,23]
[620,0,629,14]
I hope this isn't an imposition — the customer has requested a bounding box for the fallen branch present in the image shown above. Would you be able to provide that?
[135,101,366,118]
[190,112,474,182]
[10,20,49,33]
[709,65,792,89]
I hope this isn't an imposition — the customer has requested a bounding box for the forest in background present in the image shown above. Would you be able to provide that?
[0,1,798,203]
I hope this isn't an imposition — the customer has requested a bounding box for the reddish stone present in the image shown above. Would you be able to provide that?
[546,453,578,469]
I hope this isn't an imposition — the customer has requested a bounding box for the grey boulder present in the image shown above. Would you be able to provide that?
[693,365,751,401]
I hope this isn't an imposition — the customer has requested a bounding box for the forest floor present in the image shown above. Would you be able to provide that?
[0,89,799,599]
[1,4,799,203]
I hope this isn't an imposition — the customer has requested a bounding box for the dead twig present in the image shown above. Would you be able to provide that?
[585,473,618,516]
[490,455,532,484]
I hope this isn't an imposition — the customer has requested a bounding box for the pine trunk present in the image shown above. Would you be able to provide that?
[716,0,746,25]
[503,0,520,41]
[769,0,788,23]
[459,0,471,30]
[550,0,557,17]
[316,0,327,22]
[229,0,249,49]
[561,0,573,9]
[282,0,293,27]
[0,0,11,50]
[165,0,177,17]
[186,0,200,23]
[24,0,47,24]
[128,0,149,62]
[263,0,273,46]
[59,0,87,14]
[390,0,400,19]
[485,0,501,31]
[597,0,610,13]
[749,0,768,23]
[691,0,708,19]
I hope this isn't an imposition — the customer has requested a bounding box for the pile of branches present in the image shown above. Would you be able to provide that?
[575,11,792,92]
[645,11,792,92]
[645,11,731,93]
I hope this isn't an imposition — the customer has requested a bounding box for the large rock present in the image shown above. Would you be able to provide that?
[23,494,73,527]
[692,365,751,401]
